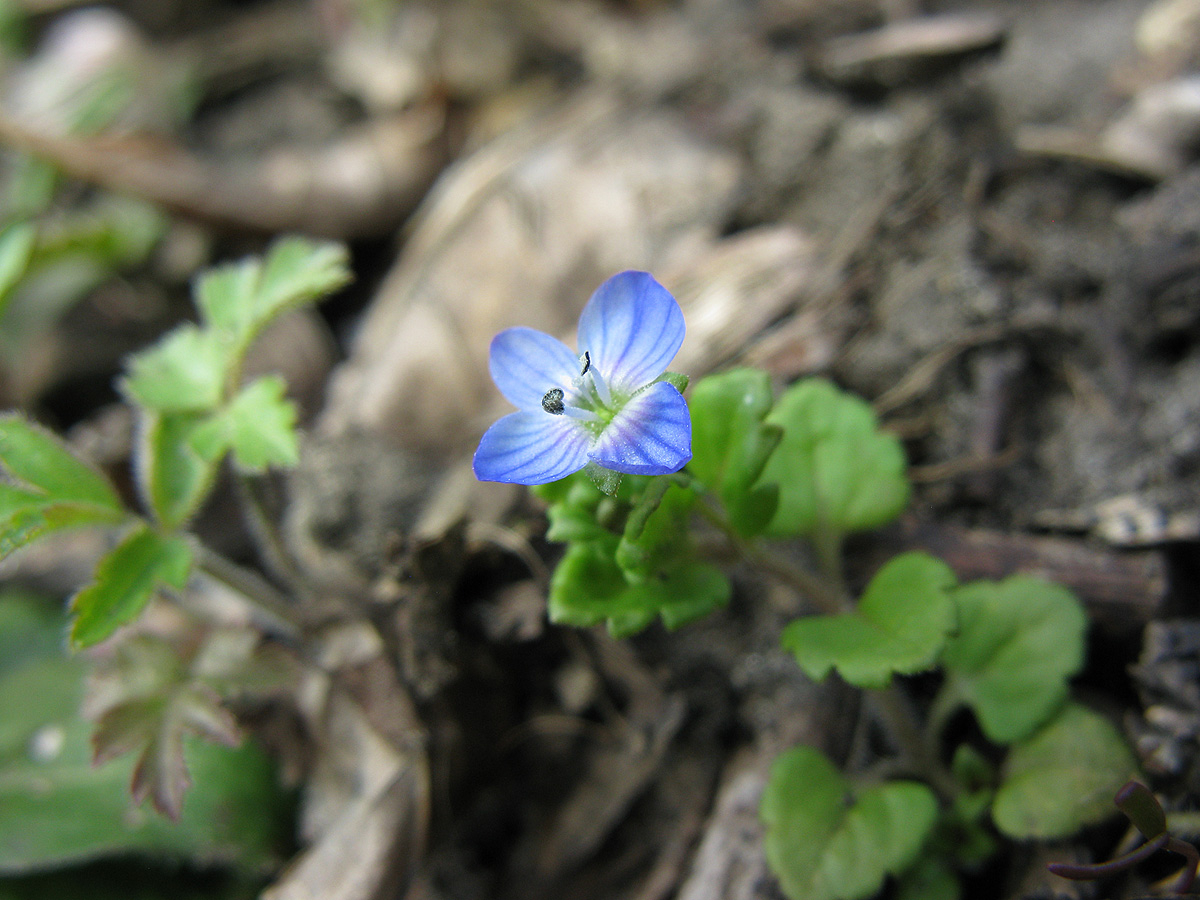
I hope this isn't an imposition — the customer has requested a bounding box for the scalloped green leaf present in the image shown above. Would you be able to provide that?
[548,540,730,638]
[188,376,299,472]
[782,552,957,688]
[688,369,783,536]
[940,576,1087,744]
[993,704,1138,839]
[760,379,909,538]
[121,324,230,413]
[762,745,938,900]
[68,525,193,648]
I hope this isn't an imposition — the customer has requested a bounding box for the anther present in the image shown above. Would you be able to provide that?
[580,352,591,377]
[541,388,565,415]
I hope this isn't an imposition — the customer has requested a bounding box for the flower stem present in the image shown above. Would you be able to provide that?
[692,498,843,614]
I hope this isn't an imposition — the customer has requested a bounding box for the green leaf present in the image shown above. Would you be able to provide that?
[781,552,956,688]
[939,576,1087,744]
[894,857,960,900]
[121,325,230,413]
[196,237,350,348]
[548,541,730,638]
[0,416,125,559]
[188,376,299,472]
[68,526,192,648]
[688,369,784,536]
[0,590,64,679]
[992,704,1139,839]
[761,745,938,900]
[760,379,909,538]
[0,221,36,319]
[615,481,697,579]
[137,411,220,530]
[0,415,123,513]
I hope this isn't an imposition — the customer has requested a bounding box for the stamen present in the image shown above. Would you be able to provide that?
[541,388,565,415]
[589,366,612,407]
[580,352,591,376]
[562,406,601,423]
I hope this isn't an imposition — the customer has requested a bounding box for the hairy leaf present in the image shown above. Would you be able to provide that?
[121,325,230,413]
[188,375,299,471]
[762,745,938,900]
[69,525,192,648]
[0,415,126,560]
[196,236,350,349]
[137,411,220,530]
[782,552,957,688]
[940,576,1087,743]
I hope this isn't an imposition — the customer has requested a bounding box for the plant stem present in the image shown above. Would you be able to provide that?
[693,499,842,614]
[868,684,958,801]
[195,545,303,641]
[234,472,305,589]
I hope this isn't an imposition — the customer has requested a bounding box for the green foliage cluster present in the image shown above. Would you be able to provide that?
[538,369,1139,900]
[0,236,349,824]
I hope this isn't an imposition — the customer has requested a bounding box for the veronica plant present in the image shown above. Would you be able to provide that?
[475,279,1141,900]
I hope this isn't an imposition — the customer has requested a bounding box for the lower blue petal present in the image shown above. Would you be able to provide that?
[589,381,691,476]
[473,410,590,484]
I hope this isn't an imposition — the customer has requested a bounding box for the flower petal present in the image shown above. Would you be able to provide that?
[473,410,590,484]
[576,272,685,392]
[588,381,691,476]
[489,327,582,410]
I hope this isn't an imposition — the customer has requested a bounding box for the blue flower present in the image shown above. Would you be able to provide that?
[473,271,692,485]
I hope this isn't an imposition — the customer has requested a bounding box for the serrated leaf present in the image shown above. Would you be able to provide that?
[762,745,938,900]
[122,683,240,819]
[196,237,350,348]
[137,411,220,530]
[188,376,299,471]
[548,541,730,637]
[0,414,123,512]
[760,379,909,538]
[69,526,193,648]
[121,324,230,413]
[993,704,1138,839]
[688,369,784,536]
[0,416,125,559]
[782,552,956,688]
[940,576,1087,744]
